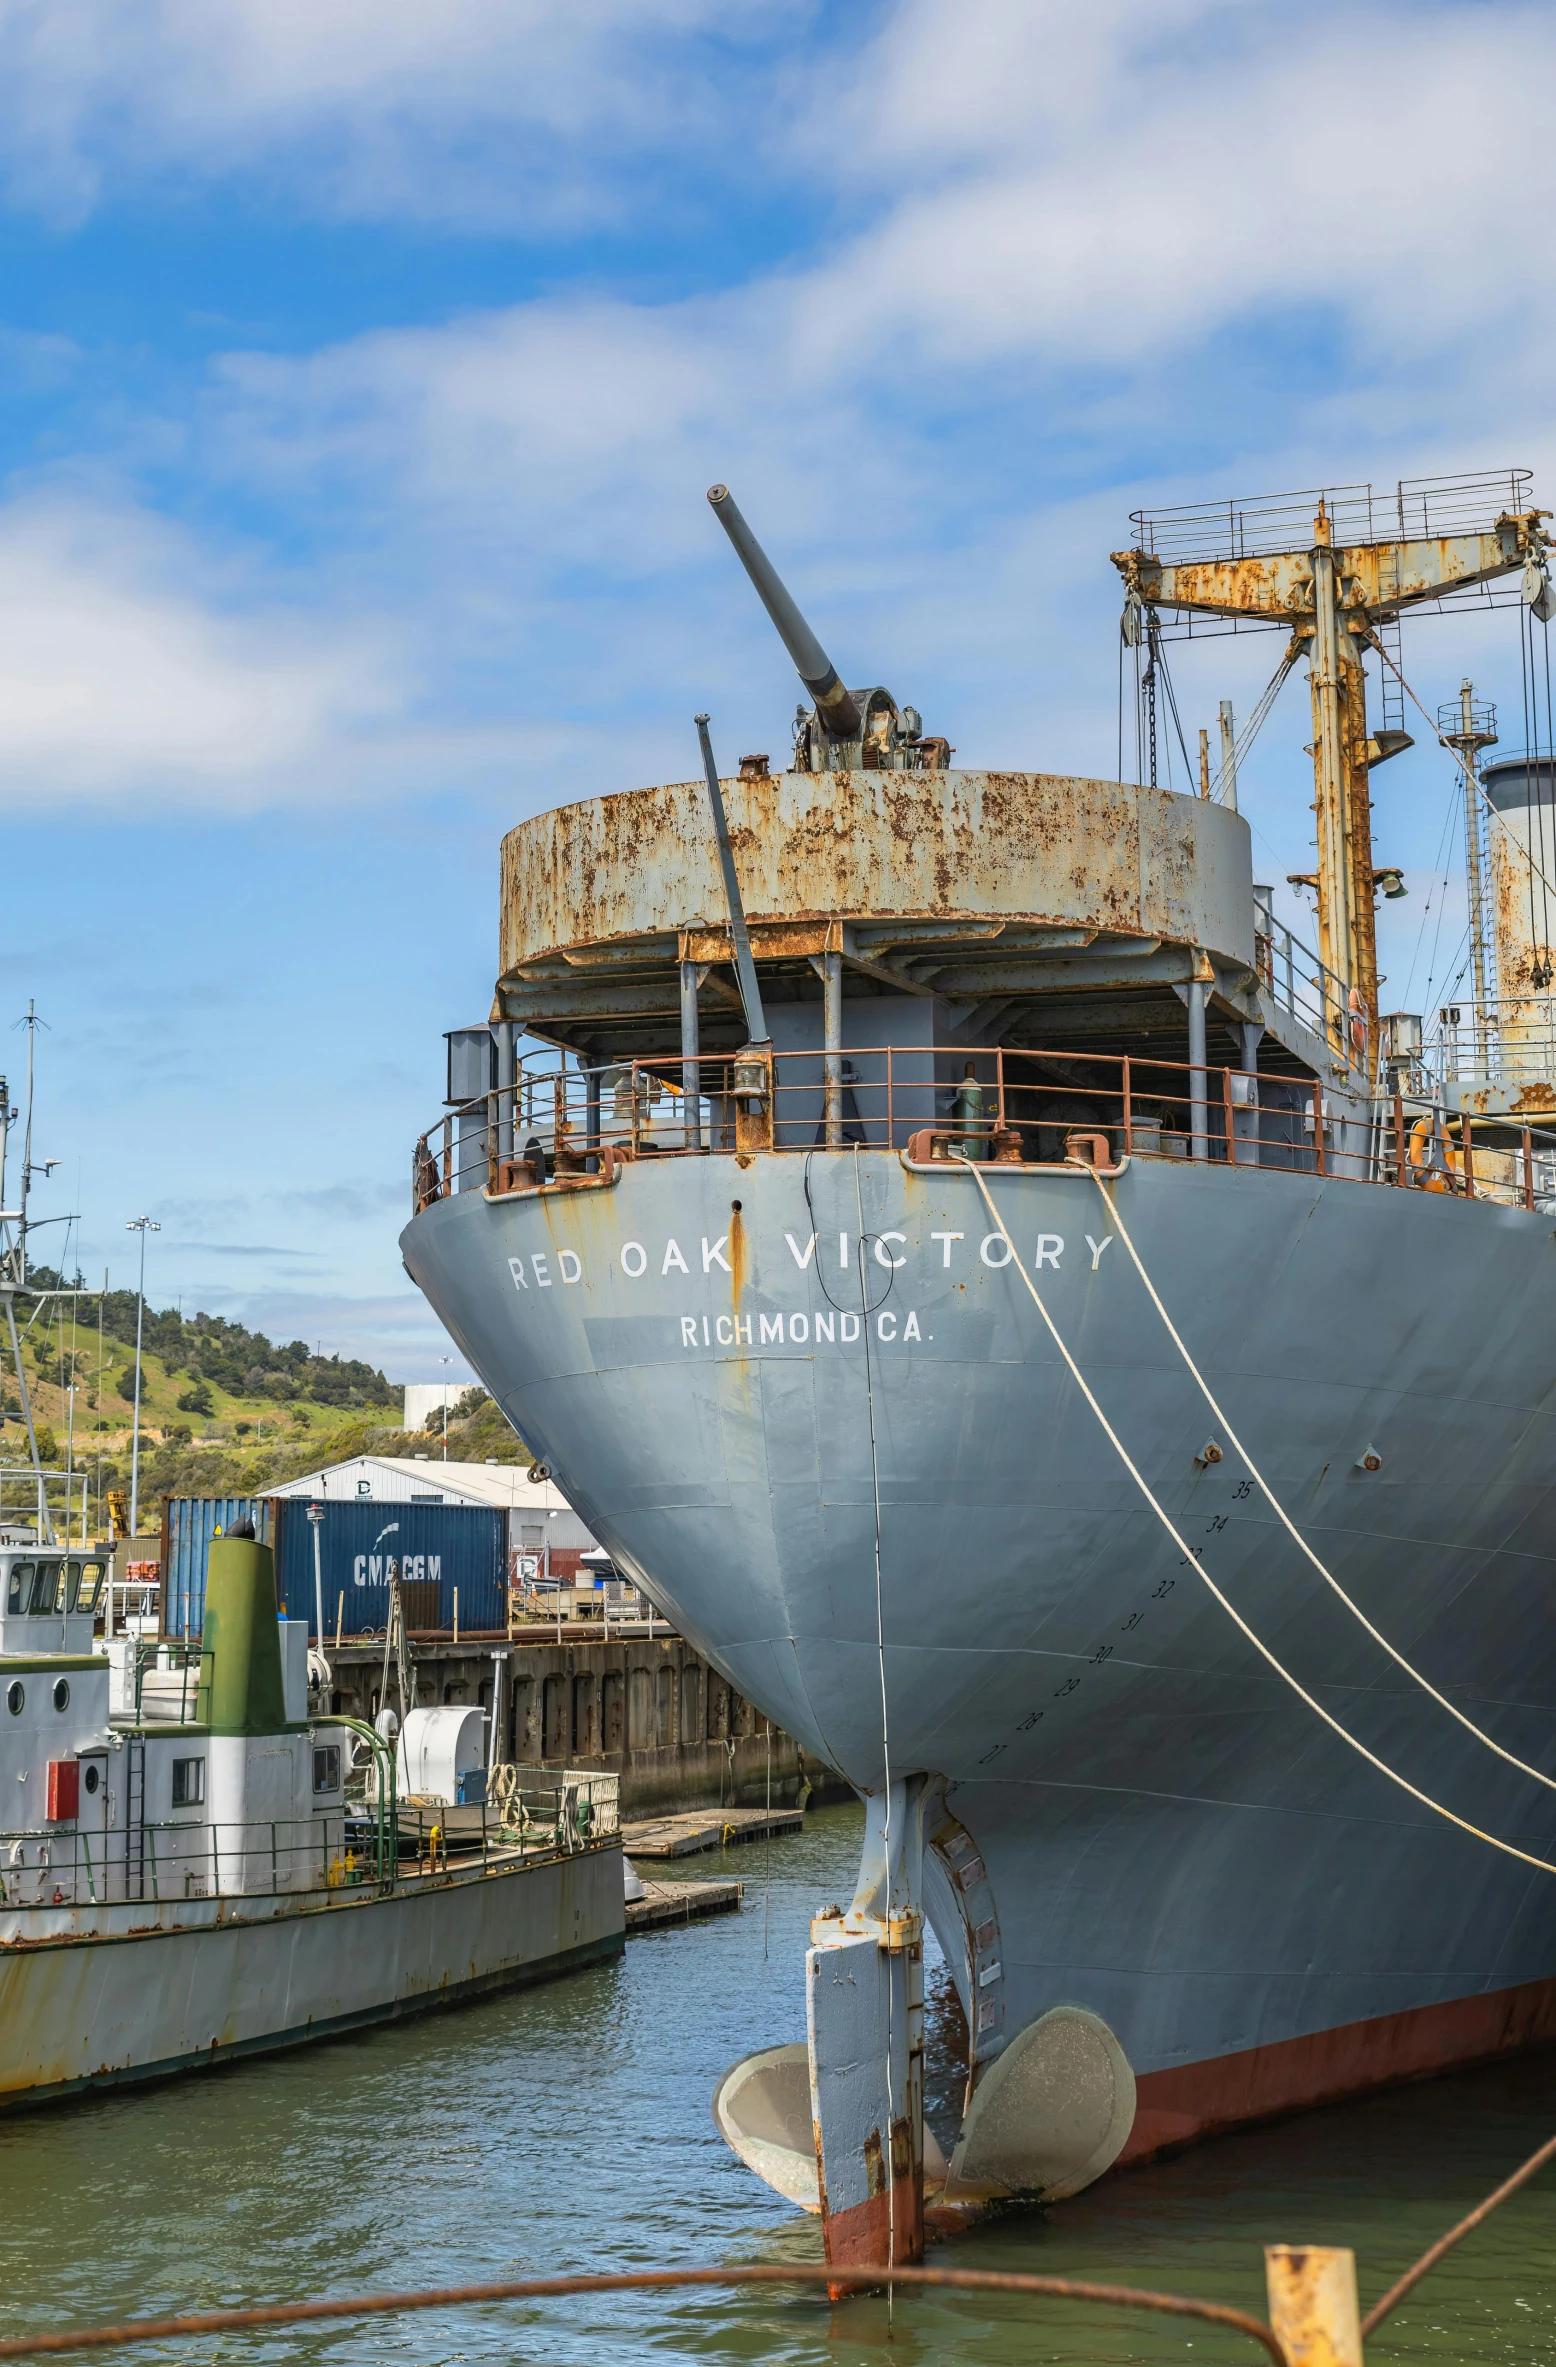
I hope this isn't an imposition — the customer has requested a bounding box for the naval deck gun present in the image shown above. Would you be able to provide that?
[707,485,949,772]
[426,470,1556,1211]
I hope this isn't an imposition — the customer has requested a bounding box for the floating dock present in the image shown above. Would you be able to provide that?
[626,1876,744,1932]
[621,1806,804,1860]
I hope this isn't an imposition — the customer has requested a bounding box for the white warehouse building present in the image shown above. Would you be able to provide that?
[268,1457,601,1567]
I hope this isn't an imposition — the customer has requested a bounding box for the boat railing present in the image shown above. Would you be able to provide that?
[1426,993,1556,1089]
[109,1635,206,1725]
[0,1815,353,1909]
[1252,896,1352,1052]
[0,1776,616,1917]
[0,1465,93,1550]
[412,1044,1556,1212]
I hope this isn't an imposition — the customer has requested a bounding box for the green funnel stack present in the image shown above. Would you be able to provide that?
[196,1537,288,1736]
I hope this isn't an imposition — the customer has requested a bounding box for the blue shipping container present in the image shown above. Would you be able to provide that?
[275,1500,506,1640]
[163,1497,275,1638]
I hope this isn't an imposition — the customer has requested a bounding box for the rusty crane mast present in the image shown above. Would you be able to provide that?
[1112,473,1553,1075]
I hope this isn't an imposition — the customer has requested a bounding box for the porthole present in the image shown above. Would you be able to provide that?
[83,1765,100,1796]
[52,1679,69,1712]
[6,1682,23,1716]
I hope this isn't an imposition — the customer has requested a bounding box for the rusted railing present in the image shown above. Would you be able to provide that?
[1131,469,1535,567]
[411,1045,1556,1215]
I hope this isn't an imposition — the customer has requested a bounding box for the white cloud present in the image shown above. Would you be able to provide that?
[198,1,1556,563]
[8,0,1555,826]
[805,0,1556,371]
[0,0,801,227]
[0,492,406,807]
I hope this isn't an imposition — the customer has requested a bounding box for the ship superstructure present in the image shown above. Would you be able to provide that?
[403,472,1556,2268]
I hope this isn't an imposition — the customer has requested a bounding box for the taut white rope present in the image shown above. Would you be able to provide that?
[956,1155,1556,1877]
[853,1146,898,2280]
[1089,1167,1556,1797]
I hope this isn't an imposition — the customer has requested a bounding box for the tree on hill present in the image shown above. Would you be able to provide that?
[25,1268,397,1412]
[422,1389,534,1465]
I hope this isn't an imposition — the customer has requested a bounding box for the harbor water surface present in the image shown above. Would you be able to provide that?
[0,1803,1549,2367]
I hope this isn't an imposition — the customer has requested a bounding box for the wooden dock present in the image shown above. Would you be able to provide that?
[620,1805,804,1860]
[625,1877,743,1933]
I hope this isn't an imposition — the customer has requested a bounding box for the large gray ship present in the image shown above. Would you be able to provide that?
[402,471,1556,2266]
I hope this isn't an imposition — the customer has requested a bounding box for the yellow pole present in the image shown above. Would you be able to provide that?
[335,1592,344,1649]
[453,1587,459,1646]
[1266,2245,1363,2367]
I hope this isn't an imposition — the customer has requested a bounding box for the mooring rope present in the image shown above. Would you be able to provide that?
[853,1145,899,2284]
[956,1156,1556,1876]
[0,2264,1285,2366]
[1087,1167,1556,1797]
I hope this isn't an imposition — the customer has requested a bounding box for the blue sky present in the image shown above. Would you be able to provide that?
[2,0,1552,1380]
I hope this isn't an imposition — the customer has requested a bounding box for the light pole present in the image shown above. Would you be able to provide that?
[307,1500,326,1661]
[438,1355,452,1461]
[125,1217,160,1538]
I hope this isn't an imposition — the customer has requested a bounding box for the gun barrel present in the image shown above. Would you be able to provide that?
[707,485,861,740]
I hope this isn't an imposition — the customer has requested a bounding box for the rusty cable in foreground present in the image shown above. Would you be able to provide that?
[1361,2127,1556,2338]
[0,2262,1286,2366]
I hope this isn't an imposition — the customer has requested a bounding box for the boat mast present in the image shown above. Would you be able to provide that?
[1113,473,1552,1077]
[0,1004,53,1541]
[1439,680,1499,1058]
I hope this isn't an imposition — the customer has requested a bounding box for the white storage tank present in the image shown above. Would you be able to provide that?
[397,1705,487,1805]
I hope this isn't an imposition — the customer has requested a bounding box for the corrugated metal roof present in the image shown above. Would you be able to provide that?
[268,1456,587,1521]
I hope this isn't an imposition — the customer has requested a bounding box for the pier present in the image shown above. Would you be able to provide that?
[625,1875,744,1932]
[622,1805,804,1859]
[322,1632,846,1817]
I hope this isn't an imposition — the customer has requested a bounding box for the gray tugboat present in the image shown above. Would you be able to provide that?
[403,471,1556,2267]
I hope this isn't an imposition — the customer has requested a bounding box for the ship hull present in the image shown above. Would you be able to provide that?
[402,1151,1556,2141]
[0,1845,623,2108]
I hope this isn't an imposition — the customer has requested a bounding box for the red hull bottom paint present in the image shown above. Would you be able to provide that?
[822,2162,923,2283]
[1118,1975,1556,2167]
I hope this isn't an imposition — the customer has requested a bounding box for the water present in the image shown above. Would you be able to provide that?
[0,1802,1550,2366]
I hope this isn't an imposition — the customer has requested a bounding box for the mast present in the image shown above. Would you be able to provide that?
[1114,471,1551,1078]
[1307,499,1377,1042]
[0,1007,51,1541]
[1439,681,1498,1055]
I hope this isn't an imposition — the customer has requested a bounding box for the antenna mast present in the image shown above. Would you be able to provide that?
[0,1002,55,1542]
[1439,681,1499,1064]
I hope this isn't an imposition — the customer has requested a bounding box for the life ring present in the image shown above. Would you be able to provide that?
[1407,1114,1453,1192]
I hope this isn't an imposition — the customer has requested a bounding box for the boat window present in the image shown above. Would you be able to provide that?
[6,1682,22,1716]
[7,1562,32,1615]
[312,1744,341,1795]
[52,1679,69,1712]
[75,1561,105,1614]
[27,1561,60,1615]
[171,1757,205,1809]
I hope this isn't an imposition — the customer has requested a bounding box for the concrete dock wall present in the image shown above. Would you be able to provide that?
[326,1631,846,1817]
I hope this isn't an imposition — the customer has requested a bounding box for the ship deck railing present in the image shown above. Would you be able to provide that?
[1129,467,1534,563]
[0,1777,616,1919]
[1251,897,1349,1050]
[109,1636,206,1726]
[1424,993,1556,1089]
[413,1044,1556,1213]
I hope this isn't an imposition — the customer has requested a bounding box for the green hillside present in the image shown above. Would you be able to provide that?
[0,1276,527,1532]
